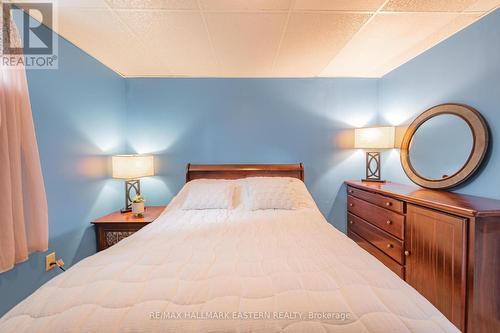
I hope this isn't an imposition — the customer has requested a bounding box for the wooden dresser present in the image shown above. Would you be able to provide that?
[345,180,499,333]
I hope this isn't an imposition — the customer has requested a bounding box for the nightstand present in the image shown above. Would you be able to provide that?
[91,206,166,251]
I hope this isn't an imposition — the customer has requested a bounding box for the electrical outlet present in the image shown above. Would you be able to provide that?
[45,252,55,271]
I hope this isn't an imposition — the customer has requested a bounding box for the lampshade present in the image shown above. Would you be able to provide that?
[354,126,395,149]
[112,155,154,179]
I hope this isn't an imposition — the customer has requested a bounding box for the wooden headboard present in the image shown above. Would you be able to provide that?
[186,163,304,182]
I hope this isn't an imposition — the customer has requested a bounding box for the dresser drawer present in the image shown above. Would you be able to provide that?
[347,186,404,213]
[348,213,404,264]
[348,229,405,279]
[348,195,405,239]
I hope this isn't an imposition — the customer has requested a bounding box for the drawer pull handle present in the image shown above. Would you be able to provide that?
[385,202,392,207]
[387,244,393,249]
[386,220,392,225]
[348,189,354,194]
[349,220,354,225]
[349,203,354,207]
[404,250,410,256]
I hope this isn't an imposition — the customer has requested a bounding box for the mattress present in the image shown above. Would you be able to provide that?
[0,179,459,332]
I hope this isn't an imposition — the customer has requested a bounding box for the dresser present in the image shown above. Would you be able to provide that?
[345,180,500,333]
[91,206,166,251]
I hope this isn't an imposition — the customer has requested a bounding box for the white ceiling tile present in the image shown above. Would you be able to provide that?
[294,0,386,11]
[274,12,370,76]
[321,12,480,77]
[117,11,218,75]
[57,0,108,8]
[373,13,481,76]
[382,0,479,12]
[14,0,107,7]
[199,0,291,11]
[105,0,198,9]
[465,0,500,11]
[205,12,286,76]
[55,8,146,75]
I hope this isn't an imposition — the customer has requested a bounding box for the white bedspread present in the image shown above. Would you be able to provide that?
[0,179,459,332]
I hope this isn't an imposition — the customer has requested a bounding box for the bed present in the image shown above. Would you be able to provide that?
[0,164,459,332]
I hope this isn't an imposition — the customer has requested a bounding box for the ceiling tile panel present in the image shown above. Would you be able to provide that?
[14,0,108,8]
[205,12,286,76]
[293,0,386,11]
[117,11,218,75]
[321,12,477,77]
[56,8,146,75]
[57,0,108,8]
[465,0,500,11]
[199,0,291,11]
[105,0,198,10]
[373,13,481,76]
[274,12,371,76]
[382,0,479,12]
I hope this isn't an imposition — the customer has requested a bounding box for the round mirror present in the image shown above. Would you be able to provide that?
[401,104,489,189]
[409,114,473,180]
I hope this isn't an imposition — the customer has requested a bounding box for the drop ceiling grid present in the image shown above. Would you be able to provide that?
[115,0,383,76]
[17,0,500,77]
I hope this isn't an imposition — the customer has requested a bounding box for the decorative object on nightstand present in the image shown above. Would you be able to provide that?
[91,206,165,251]
[112,154,154,213]
[354,126,395,182]
[131,194,145,217]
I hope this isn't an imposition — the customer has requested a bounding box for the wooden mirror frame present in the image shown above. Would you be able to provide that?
[400,104,489,190]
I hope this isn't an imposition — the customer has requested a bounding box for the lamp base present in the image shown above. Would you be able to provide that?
[361,179,386,183]
[363,152,385,183]
[121,179,141,214]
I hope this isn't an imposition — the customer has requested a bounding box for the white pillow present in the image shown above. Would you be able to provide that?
[243,177,298,210]
[182,181,235,210]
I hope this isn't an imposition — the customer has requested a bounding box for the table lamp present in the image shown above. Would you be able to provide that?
[354,126,395,182]
[112,154,154,213]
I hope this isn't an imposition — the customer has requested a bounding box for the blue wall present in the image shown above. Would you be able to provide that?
[0,19,126,315]
[126,78,378,228]
[379,8,500,199]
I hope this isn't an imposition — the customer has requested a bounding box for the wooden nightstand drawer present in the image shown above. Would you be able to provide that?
[95,223,148,251]
[91,206,165,251]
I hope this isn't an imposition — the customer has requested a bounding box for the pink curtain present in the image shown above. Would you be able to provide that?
[0,10,48,273]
